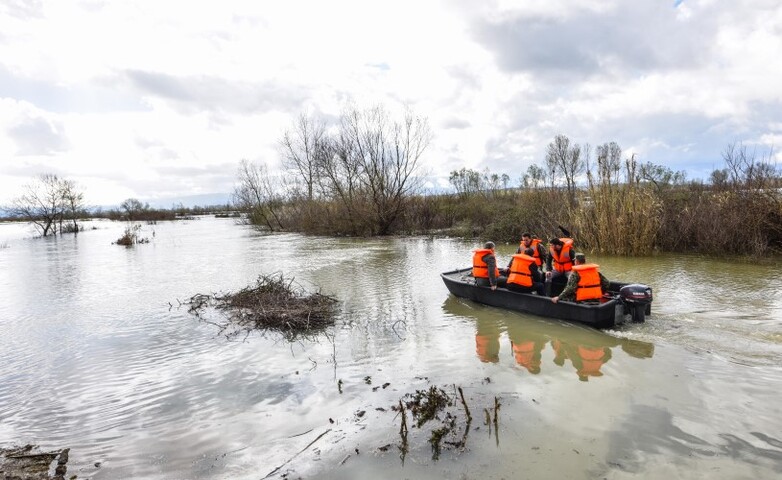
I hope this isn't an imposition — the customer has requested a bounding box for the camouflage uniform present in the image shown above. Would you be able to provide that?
[557,269,610,302]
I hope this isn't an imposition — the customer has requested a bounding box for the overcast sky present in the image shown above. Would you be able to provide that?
[1,0,781,206]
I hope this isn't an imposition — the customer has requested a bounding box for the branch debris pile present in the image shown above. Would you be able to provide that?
[185,273,339,341]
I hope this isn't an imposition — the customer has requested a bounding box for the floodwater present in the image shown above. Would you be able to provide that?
[0,217,780,479]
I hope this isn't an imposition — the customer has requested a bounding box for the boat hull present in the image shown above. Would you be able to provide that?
[441,268,642,329]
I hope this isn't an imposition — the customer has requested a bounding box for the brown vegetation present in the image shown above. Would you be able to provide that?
[1,445,69,480]
[114,224,149,246]
[185,273,339,341]
[236,121,780,257]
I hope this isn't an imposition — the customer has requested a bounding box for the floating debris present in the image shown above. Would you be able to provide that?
[0,445,69,480]
[184,273,339,341]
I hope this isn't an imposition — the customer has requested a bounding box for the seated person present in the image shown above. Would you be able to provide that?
[472,241,506,290]
[551,253,610,303]
[546,237,575,291]
[505,248,545,295]
[517,232,547,269]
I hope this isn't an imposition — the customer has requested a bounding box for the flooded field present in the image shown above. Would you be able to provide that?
[1,217,780,479]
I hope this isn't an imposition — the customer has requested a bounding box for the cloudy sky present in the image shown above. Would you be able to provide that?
[1,0,781,206]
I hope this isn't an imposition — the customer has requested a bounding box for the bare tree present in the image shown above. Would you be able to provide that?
[522,164,546,189]
[313,133,364,233]
[593,142,622,185]
[121,198,148,221]
[545,134,585,203]
[639,162,687,191]
[336,105,431,235]
[722,142,779,190]
[233,159,285,231]
[11,174,67,236]
[279,113,327,201]
[60,179,85,233]
[449,168,483,197]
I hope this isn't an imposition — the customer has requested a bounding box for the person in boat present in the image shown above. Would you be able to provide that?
[551,253,610,304]
[472,241,506,290]
[504,248,545,295]
[517,232,547,269]
[545,237,575,289]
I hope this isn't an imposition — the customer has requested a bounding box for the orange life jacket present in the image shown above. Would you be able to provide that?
[549,238,574,273]
[519,238,543,266]
[507,253,536,287]
[472,248,500,279]
[573,263,602,301]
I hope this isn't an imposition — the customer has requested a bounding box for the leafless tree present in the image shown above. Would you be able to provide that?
[279,113,327,201]
[545,134,585,203]
[59,178,84,233]
[722,142,778,190]
[121,198,147,221]
[233,159,285,231]
[593,142,623,185]
[522,164,546,189]
[10,174,84,237]
[639,162,687,191]
[331,105,431,235]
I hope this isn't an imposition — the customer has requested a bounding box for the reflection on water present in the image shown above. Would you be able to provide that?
[1,219,781,479]
[446,296,654,380]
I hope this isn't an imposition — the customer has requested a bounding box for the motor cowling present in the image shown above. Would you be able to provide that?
[619,284,653,322]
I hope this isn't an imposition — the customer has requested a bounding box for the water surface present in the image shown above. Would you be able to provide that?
[1,218,780,479]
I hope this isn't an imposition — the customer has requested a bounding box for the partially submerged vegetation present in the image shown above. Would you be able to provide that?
[0,445,69,480]
[392,385,499,461]
[185,273,339,341]
[113,224,150,246]
[4,110,779,258]
[234,113,781,257]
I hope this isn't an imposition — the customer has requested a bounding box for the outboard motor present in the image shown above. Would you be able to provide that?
[619,284,653,322]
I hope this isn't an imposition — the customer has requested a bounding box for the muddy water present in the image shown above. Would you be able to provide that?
[0,218,780,479]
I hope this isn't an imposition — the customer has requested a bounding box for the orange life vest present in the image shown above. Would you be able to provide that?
[573,263,602,301]
[472,248,499,279]
[507,253,536,287]
[549,238,574,273]
[519,238,543,266]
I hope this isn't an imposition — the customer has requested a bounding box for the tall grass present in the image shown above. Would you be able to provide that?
[573,156,661,255]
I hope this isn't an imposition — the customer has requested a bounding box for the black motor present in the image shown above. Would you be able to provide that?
[619,284,653,322]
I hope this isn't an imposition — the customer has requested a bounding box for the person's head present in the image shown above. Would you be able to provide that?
[550,238,563,251]
[484,241,496,250]
[521,232,532,246]
[524,247,534,256]
[575,253,586,265]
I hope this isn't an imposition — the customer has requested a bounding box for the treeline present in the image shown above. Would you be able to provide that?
[236,108,782,256]
[4,175,233,237]
[233,105,431,236]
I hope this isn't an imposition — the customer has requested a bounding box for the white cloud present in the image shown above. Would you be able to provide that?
[1,0,781,204]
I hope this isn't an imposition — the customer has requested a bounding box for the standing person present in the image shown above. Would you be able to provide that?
[517,233,547,269]
[472,241,506,290]
[505,248,545,295]
[551,253,610,303]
